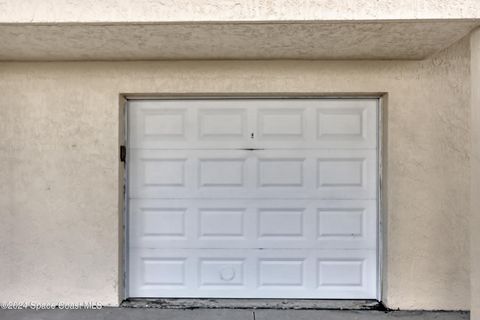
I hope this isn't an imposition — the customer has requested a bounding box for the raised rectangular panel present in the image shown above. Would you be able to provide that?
[318,260,364,287]
[143,159,186,186]
[258,159,304,187]
[258,209,304,238]
[142,258,186,286]
[142,208,186,237]
[258,109,305,139]
[143,110,186,138]
[259,259,304,287]
[311,99,377,148]
[199,259,245,286]
[199,209,245,238]
[317,108,364,138]
[199,159,244,187]
[317,159,364,187]
[199,109,246,138]
[318,209,364,237]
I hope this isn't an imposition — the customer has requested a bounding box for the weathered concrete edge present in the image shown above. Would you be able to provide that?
[121,299,384,310]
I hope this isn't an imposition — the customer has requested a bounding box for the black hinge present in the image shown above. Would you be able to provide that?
[120,145,126,163]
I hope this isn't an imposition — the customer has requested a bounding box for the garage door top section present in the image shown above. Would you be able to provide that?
[128,99,377,150]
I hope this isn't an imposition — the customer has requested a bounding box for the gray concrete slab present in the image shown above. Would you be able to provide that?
[254,310,469,320]
[0,309,469,320]
[0,308,251,320]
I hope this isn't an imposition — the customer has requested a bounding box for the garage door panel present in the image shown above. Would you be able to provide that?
[129,199,377,249]
[127,98,379,299]
[128,99,377,149]
[128,248,377,298]
[129,149,376,199]
[257,108,307,140]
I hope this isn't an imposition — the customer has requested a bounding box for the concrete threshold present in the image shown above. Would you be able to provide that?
[122,298,382,310]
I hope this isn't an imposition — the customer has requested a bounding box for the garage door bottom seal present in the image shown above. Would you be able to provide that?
[121,298,382,310]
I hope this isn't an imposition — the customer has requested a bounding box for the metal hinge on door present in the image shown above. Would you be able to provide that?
[120,145,126,163]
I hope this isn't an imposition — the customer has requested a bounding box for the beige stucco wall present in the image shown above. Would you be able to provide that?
[0,37,471,310]
[471,28,480,319]
[1,0,479,23]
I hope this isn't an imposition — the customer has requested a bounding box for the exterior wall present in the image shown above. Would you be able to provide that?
[1,0,479,23]
[0,37,471,310]
[471,28,480,319]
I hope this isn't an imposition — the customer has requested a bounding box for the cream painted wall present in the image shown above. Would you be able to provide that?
[0,37,471,310]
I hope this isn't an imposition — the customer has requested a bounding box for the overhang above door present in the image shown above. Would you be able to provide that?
[0,21,478,61]
[1,0,479,61]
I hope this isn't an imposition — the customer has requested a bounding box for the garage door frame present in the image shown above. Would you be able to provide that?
[120,94,386,304]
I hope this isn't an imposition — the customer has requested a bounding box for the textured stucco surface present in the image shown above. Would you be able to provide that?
[0,0,479,23]
[0,38,471,310]
[0,21,478,61]
[470,28,480,320]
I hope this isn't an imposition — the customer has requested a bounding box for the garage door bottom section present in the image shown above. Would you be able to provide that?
[129,248,376,298]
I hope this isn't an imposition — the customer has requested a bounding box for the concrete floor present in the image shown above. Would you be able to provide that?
[0,309,469,320]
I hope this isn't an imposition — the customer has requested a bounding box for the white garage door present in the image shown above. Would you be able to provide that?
[127,99,378,299]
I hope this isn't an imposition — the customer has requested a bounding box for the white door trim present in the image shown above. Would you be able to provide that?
[122,96,384,302]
